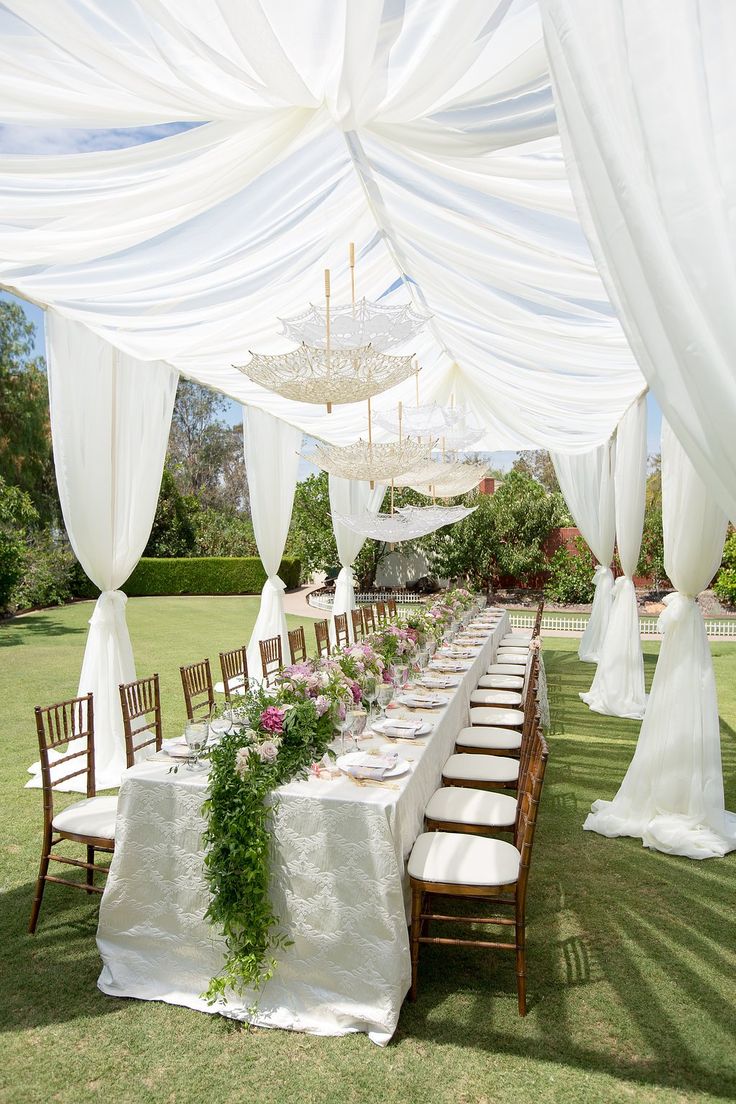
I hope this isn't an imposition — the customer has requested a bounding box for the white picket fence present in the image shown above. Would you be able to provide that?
[509,611,736,640]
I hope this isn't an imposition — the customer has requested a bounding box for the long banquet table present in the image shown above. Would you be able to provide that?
[96,610,510,1044]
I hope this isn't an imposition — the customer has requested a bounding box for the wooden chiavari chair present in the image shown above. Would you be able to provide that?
[259,635,283,683]
[315,619,331,658]
[218,645,249,701]
[119,673,162,768]
[351,608,364,642]
[334,612,349,650]
[387,598,398,618]
[29,693,117,933]
[288,625,308,665]
[408,729,548,1014]
[362,605,376,635]
[180,658,215,723]
[375,601,388,626]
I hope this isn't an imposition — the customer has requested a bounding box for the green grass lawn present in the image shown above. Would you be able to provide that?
[1,599,735,1104]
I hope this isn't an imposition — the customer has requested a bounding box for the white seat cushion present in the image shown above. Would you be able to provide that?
[497,647,530,657]
[478,674,524,690]
[425,786,517,828]
[408,831,521,887]
[496,655,528,666]
[486,663,526,676]
[443,752,519,784]
[470,689,522,707]
[502,631,532,642]
[456,726,522,751]
[470,706,524,727]
[214,680,246,696]
[52,795,118,840]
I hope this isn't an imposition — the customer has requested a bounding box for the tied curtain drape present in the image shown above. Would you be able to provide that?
[244,406,301,677]
[541,0,736,523]
[552,437,616,662]
[581,396,647,719]
[28,311,177,791]
[328,476,385,643]
[585,421,735,859]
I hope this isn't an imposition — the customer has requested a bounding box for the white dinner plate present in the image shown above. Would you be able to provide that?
[371,718,430,738]
[397,693,449,709]
[336,752,410,779]
[418,676,460,689]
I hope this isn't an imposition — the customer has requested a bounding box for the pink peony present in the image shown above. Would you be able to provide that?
[260,706,285,734]
[314,694,330,717]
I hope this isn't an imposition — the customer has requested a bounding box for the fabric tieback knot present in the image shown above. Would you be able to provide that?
[263,575,286,595]
[593,564,613,584]
[657,591,697,633]
[89,589,128,628]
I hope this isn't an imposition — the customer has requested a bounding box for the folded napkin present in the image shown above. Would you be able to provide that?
[343,752,398,780]
[402,693,446,707]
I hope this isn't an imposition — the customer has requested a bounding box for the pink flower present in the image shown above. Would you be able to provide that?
[351,681,362,703]
[235,746,251,780]
[314,694,330,717]
[260,706,285,734]
[256,740,280,763]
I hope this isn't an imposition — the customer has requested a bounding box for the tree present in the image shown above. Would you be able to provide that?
[512,450,561,494]
[167,379,247,512]
[144,468,197,557]
[0,301,57,523]
[0,475,38,610]
[287,472,339,579]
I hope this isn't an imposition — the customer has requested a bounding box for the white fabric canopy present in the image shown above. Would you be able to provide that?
[0,0,644,454]
[328,476,385,643]
[27,310,177,790]
[581,396,647,719]
[553,437,616,662]
[244,407,301,676]
[585,421,734,859]
[542,0,736,518]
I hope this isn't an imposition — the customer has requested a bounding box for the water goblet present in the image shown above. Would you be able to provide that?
[184,721,209,771]
[347,708,367,750]
[377,681,394,720]
[363,676,378,722]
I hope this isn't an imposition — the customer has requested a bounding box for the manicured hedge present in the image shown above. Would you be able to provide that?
[75,557,301,599]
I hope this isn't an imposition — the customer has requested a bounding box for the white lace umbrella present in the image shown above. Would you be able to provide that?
[279,298,429,352]
[372,402,484,450]
[392,457,489,495]
[306,437,433,482]
[334,503,476,542]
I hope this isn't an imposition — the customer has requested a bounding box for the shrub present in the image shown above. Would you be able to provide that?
[544,538,597,604]
[714,532,736,607]
[110,556,302,597]
[0,476,37,612]
[193,508,258,557]
[144,468,197,557]
[9,533,78,612]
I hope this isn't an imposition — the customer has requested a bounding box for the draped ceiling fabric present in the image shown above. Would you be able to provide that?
[0,0,645,454]
[542,0,736,521]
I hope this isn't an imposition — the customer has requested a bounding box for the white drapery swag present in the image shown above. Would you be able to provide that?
[328,476,385,644]
[244,407,301,677]
[542,0,736,522]
[27,311,177,791]
[552,437,616,662]
[581,396,647,719]
[584,421,734,859]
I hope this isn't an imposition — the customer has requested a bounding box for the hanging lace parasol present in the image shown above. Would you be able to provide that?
[235,344,416,406]
[305,437,434,482]
[392,457,489,495]
[334,503,476,542]
[279,299,429,352]
[372,402,485,450]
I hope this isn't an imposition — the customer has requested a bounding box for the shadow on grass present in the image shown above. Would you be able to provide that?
[0,611,87,648]
[0,880,121,1033]
[396,645,736,1099]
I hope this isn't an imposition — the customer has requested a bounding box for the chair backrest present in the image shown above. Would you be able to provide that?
[35,694,96,820]
[219,645,248,701]
[362,605,376,635]
[334,612,349,650]
[514,721,548,906]
[288,625,307,665]
[314,618,331,658]
[259,635,283,683]
[119,674,162,768]
[350,608,364,642]
[533,598,544,638]
[387,598,397,618]
[180,658,214,723]
[375,600,387,625]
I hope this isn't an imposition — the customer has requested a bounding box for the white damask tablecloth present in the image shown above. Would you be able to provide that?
[96,611,509,1044]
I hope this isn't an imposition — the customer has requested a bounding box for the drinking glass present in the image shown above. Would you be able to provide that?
[417,646,428,670]
[363,676,378,721]
[377,682,394,719]
[347,708,367,750]
[184,721,209,771]
[393,663,410,689]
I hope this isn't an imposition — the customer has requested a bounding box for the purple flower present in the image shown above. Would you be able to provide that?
[260,706,285,734]
[314,694,330,717]
[351,681,362,703]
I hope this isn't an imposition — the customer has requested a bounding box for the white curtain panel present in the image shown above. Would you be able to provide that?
[542,0,736,522]
[244,406,301,676]
[581,396,647,719]
[26,311,177,791]
[328,476,385,643]
[552,437,616,662]
[0,1,645,454]
[585,421,734,859]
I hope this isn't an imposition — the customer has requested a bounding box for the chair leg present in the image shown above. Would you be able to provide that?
[86,845,95,893]
[409,886,423,1002]
[29,833,51,934]
[516,919,527,1016]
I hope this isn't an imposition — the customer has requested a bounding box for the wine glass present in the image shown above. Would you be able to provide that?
[363,675,378,722]
[393,663,410,690]
[347,708,367,750]
[377,681,394,720]
[184,721,209,771]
